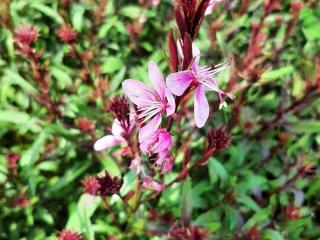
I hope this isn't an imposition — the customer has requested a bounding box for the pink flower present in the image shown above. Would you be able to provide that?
[205,0,222,16]
[122,61,175,141]
[142,176,164,192]
[166,42,234,128]
[93,119,133,151]
[140,129,173,166]
[161,155,174,174]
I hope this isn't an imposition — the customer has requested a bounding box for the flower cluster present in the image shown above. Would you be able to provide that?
[93,0,231,193]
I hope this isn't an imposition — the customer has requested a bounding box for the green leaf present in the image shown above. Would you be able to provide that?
[289,120,320,133]
[0,110,42,132]
[181,176,192,226]
[66,195,101,240]
[120,6,142,18]
[261,66,294,82]
[100,156,121,176]
[51,66,73,90]
[238,194,261,212]
[4,29,15,59]
[300,8,320,41]
[101,57,124,74]
[47,161,91,195]
[71,3,85,31]
[111,67,126,92]
[3,69,38,94]
[30,3,64,24]
[263,229,284,240]
[21,131,48,195]
[306,178,320,198]
[208,157,228,184]
[243,208,271,230]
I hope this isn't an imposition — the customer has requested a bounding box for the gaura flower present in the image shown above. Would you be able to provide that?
[122,61,175,141]
[166,42,234,128]
[93,119,133,151]
[140,129,173,166]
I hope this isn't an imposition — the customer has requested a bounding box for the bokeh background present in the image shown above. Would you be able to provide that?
[0,0,320,239]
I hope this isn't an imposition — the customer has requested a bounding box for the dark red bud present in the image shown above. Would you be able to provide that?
[182,33,193,70]
[167,31,179,72]
[174,7,186,39]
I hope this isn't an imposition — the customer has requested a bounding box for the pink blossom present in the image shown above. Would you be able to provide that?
[122,61,175,141]
[166,42,234,128]
[93,119,133,151]
[161,155,174,174]
[139,129,173,167]
[142,176,164,192]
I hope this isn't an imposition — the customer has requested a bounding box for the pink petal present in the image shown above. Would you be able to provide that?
[93,135,121,151]
[192,44,201,67]
[166,70,193,96]
[122,80,156,108]
[148,61,166,99]
[194,85,209,128]
[205,0,221,16]
[162,155,174,174]
[138,113,162,143]
[165,88,176,116]
[177,40,201,67]
[156,150,167,165]
[111,119,124,138]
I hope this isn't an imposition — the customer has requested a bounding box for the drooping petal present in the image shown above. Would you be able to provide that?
[205,0,222,16]
[191,44,201,67]
[148,61,166,99]
[122,80,156,107]
[93,135,121,151]
[194,85,209,128]
[165,88,176,116]
[162,155,174,174]
[111,119,124,138]
[138,113,162,142]
[156,150,168,166]
[151,130,172,153]
[166,70,194,96]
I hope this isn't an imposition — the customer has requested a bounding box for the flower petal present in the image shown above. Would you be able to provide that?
[111,119,124,138]
[148,61,166,99]
[122,79,156,107]
[93,135,121,151]
[138,113,162,143]
[177,40,201,67]
[166,70,193,96]
[194,85,209,128]
[165,88,176,116]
